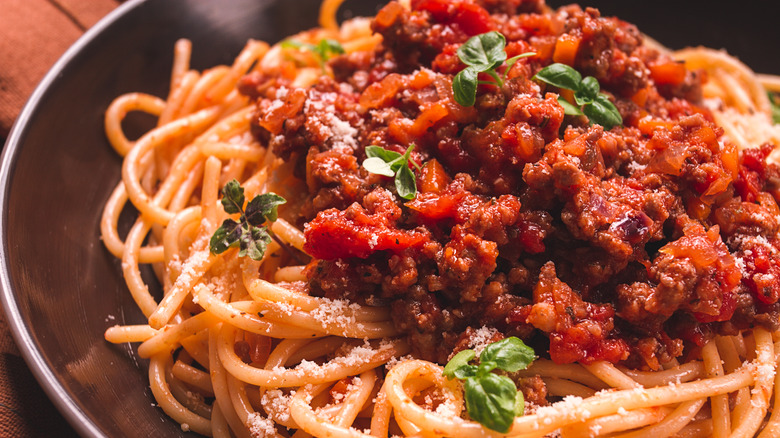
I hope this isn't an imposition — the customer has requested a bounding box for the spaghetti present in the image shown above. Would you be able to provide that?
[103,0,780,437]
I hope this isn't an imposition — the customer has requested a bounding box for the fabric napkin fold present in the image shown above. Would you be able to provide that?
[0,0,120,138]
[0,0,120,436]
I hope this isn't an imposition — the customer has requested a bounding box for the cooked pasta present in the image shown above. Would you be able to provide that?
[103,1,780,436]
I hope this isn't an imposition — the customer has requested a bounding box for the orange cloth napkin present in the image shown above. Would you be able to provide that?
[0,0,120,138]
[0,1,120,435]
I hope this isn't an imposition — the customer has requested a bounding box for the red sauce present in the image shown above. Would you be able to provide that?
[241,0,780,369]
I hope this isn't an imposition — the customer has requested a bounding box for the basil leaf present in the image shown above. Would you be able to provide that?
[363,157,396,177]
[280,39,311,50]
[477,360,498,377]
[209,219,242,254]
[444,349,476,378]
[454,364,480,380]
[515,390,525,416]
[479,337,535,373]
[239,226,272,261]
[574,76,599,105]
[453,67,479,107]
[584,94,623,130]
[457,31,507,72]
[365,145,402,162]
[557,96,584,116]
[770,92,780,124]
[282,38,343,68]
[220,179,245,214]
[363,144,419,199]
[395,165,417,200]
[534,63,582,91]
[245,192,286,225]
[464,374,518,433]
[211,180,287,261]
[316,38,345,61]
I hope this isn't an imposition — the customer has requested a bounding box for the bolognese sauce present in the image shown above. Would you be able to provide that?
[239,0,780,377]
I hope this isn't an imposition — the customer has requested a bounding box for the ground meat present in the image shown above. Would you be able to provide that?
[517,375,548,407]
[437,225,498,302]
[520,262,629,363]
[242,0,780,372]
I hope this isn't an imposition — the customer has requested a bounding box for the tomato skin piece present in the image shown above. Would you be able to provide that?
[452,2,493,35]
[412,0,493,35]
[304,206,430,260]
[411,0,449,20]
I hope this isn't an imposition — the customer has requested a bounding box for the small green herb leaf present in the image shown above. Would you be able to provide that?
[452,31,535,107]
[479,337,535,373]
[769,92,780,124]
[281,38,344,69]
[209,181,286,261]
[454,364,480,380]
[362,157,396,177]
[210,219,242,254]
[535,63,623,129]
[515,390,525,416]
[443,350,476,378]
[584,94,622,130]
[245,193,286,225]
[574,76,599,105]
[457,31,507,72]
[220,180,245,214]
[362,144,420,199]
[464,373,518,433]
[441,336,535,432]
[533,63,582,90]
[280,39,310,51]
[395,164,417,200]
[453,67,479,107]
[365,145,402,162]
[239,226,272,261]
[558,96,584,116]
[316,38,345,61]
[477,360,498,376]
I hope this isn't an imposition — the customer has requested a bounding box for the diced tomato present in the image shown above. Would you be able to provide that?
[413,0,492,35]
[406,191,462,221]
[552,33,581,66]
[418,159,450,194]
[411,0,450,20]
[304,206,430,259]
[742,243,780,305]
[649,60,687,86]
[452,2,492,35]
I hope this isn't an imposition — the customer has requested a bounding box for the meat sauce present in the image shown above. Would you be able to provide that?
[239,0,780,371]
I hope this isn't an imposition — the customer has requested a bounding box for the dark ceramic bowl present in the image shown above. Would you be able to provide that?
[1,0,778,436]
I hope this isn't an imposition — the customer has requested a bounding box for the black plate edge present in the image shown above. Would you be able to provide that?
[0,1,148,436]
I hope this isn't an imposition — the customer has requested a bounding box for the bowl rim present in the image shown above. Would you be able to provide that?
[0,0,147,436]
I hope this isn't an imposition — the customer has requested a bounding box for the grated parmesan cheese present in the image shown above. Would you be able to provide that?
[261,389,294,423]
[247,412,277,437]
[310,298,361,330]
[469,326,500,355]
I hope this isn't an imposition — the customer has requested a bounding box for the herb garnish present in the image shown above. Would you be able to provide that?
[362,144,421,200]
[443,337,535,433]
[452,31,535,107]
[769,92,780,124]
[534,63,623,129]
[281,38,345,69]
[209,180,286,261]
